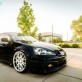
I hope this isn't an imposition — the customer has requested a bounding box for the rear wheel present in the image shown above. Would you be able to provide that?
[13,51,27,73]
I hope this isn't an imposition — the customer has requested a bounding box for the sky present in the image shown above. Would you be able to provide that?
[0,0,82,40]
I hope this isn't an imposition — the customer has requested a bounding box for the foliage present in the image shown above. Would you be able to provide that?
[17,1,38,37]
[58,43,63,47]
[58,43,80,48]
[52,37,63,43]
[38,33,42,41]
[61,44,71,48]
[58,43,71,48]
[71,44,79,48]
[71,15,82,41]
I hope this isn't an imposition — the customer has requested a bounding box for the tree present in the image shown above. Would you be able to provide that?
[71,15,82,41]
[38,33,42,41]
[17,0,38,37]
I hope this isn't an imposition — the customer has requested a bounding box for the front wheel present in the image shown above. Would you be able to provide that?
[13,51,27,73]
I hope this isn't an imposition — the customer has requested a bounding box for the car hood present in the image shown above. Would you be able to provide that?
[31,42,61,51]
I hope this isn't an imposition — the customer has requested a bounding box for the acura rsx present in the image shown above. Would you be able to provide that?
[0,32,66,73]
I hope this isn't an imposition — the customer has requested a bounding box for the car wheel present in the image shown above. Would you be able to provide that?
[13,51,27,73]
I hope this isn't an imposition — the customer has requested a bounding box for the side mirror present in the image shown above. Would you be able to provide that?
[1,38,9,42]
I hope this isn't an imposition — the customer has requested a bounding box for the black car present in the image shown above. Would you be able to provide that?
[0,32,66,73]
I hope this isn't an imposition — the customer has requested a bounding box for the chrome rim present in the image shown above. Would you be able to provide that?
[13,51,26,72]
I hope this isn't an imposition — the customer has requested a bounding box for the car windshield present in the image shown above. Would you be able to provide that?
[10,33,38,43]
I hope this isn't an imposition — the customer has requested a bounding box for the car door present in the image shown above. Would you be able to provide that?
[0,34,13,61]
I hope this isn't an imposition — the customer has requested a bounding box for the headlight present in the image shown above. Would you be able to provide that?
[59,50,65,55]
[34,48,56,55]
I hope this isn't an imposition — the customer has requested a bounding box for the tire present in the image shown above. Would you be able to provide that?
[13,51,27,73]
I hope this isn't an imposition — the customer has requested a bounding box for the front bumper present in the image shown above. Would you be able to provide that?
[28,55,66,73]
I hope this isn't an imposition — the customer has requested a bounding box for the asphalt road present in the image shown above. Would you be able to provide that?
[0,48,82,82]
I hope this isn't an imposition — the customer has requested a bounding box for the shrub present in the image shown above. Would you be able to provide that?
[58,43,81,48]
[58,43,71,48]
[58,43,63,47]
[71,44,79,48]
[52,38,63,43]
[62,44,71,48]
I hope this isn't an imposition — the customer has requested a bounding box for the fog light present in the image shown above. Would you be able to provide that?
[48,64,53,68]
